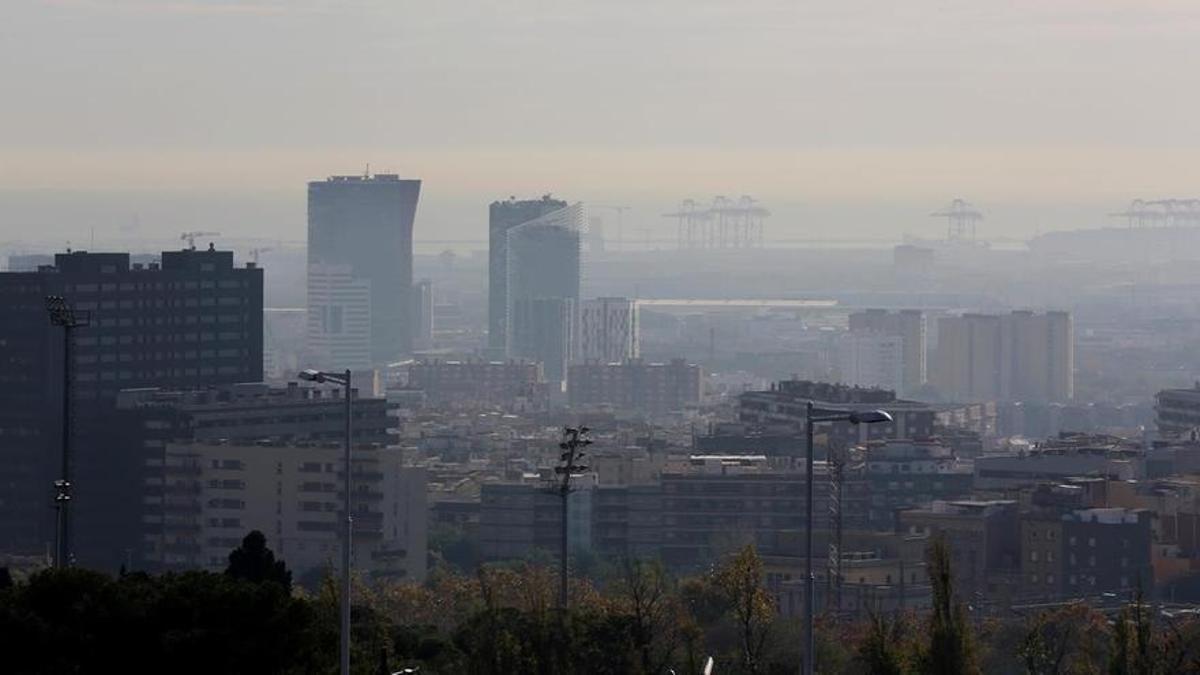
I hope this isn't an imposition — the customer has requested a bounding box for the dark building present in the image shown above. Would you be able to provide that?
[861,440,974,529]
[0,248,263,560]
[308,174,421,363]
[1019,484,1153,601]
[738,380,937,451]
[487,195,568,356]
[505,203,583,388]
[897,500,1021,602]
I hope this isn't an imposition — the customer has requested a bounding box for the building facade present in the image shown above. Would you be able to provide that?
[738,380,937,450]
[847,309,926,394]
[578,297,639,363]
[487,196,568,355]
[154,440,425,582]
[308,174,421,364]
[407,359,545,409]
[305,263,372,371]
[932,311,1073,403]
[505,202,584,387]
[0,248,263,556]
[834,332,905,395]
[568,358,702,414]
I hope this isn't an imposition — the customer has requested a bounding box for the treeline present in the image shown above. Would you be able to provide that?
[3,534,1200,674]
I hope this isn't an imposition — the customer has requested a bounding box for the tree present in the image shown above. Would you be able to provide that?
[0,567,12,591]
[1019,602,1109,674]
[712,544,775,675]
[225,530,293,590]
[857,611,914,675]
[918,535,980,675]
[612,558,684,674]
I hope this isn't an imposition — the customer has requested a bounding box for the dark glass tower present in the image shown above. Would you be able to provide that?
[308,174,421,364]
[487,195,568,356]
[506,203,583,388]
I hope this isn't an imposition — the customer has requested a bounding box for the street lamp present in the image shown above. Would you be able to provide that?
[45,295,90,569]
[298,368,353,675]
[803,402,891,675]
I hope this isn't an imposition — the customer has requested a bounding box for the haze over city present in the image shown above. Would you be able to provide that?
[8,2,1200,674]
[6,0,1200,243]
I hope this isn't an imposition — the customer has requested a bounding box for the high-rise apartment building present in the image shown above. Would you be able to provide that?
[487,195,568,355]
[848,309,926,394]
[0,248,263,556]
[308,174,421,364]
[931,311,1073,403]
[579,297,639,363]
[305,263,372,371]
[834,332,905,394]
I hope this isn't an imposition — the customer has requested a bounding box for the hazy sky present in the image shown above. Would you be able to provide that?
[4,0,1200,244]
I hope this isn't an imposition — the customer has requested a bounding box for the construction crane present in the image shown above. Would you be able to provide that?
[180,231,220,250]
[593,205,631,251]
[931,199,983,242]
[249,247,272,264]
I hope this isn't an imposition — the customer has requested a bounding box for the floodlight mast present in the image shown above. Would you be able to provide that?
[44,295,89,569]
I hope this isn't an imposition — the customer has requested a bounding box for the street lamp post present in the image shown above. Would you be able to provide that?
[45,295,90,569]
[803,402,892,675]
[299,368,353,675]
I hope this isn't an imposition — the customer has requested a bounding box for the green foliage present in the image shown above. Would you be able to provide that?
[918,535,980,675]
[428,523,480,574]
[225,530,293,591]
[0,568,318,675]
[856,611,914,675]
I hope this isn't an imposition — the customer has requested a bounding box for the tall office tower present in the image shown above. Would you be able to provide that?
[579,297,639,363]
[305,263,372,371]
[848,309,926,395]
[487,195,568,356]
[834,332,905,394]
[0,248,263,559]
[506,202,584,387]
[308,174,421,364]
[932,311,1073,403]
[511,297,576,387]
[412,278,434,351]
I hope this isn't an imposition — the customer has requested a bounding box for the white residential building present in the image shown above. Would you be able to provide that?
[834,332,905,394]
[578,297,639,363]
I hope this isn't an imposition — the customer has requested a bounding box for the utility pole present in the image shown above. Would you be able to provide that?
[555,426,592,609]
[45,295,90,569]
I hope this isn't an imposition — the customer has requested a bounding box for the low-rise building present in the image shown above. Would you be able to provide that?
[974,433,1143,490]
[568,358,702,415]
[407,359,546,409]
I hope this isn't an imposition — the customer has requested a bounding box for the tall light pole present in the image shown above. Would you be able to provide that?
[555,426,591,609]
[45,295,89,569]
[803,402,891,675]
[299,368,353,675]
